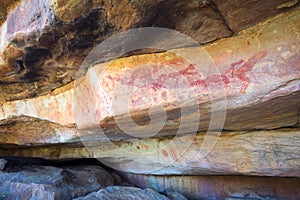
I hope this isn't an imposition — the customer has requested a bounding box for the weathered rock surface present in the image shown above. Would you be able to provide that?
[120,173,300,199]
[73,186,171,200]
[1,156,299,200]
[0,161,123,200]
[0,157,188,200]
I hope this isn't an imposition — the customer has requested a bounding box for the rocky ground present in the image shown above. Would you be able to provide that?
[1,157,299,199]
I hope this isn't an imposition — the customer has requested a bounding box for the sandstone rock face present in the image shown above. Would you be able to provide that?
[0,5,299,178]
[0,0,232,104]
[0,0,300,199]
[90,129,300,176]
[0,0,20,26]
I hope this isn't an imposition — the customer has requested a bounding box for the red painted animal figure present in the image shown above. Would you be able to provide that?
[229,51,268,93]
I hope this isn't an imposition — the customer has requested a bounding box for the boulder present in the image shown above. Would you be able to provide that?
[0,164,120,200]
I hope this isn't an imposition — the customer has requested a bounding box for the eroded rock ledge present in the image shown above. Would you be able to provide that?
[1,128,300,176]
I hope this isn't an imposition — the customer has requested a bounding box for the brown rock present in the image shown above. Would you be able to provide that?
[132,0,233,43]
[0,116,78,145]
[211,0,299,32]
[0,0,231,104]
[0,0,19,26]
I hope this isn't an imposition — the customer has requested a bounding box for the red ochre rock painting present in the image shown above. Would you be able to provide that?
[117,50,267,94]
[161,149,169,158]
[228,50,268,93]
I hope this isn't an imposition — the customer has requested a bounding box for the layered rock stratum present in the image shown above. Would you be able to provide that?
[0,0,300,199]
